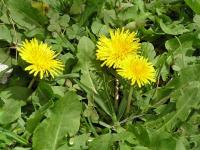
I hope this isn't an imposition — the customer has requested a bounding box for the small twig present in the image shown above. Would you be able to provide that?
[119,114,144,124]
[98,121,112,129]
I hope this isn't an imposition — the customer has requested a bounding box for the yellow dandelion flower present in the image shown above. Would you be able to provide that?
[96,28,141,68]
[117,56,156,87]
[18,38,64,79]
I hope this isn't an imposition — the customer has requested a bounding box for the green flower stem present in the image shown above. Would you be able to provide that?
[126,86,134,115]
[112,113,118,124]
[28,78,35,89]
[87,117,98,137]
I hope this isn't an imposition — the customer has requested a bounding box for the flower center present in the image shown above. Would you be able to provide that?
[133,63,145,76]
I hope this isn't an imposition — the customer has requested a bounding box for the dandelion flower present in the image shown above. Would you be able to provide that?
[18,38,64,79]
[96,28,141,68]
[117,56,156,87]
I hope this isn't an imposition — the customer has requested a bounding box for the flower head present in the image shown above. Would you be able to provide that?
[18,38,64,79]
[117,56,156,87]
[96,28,141,68]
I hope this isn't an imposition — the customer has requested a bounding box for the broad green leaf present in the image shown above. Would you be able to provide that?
[141,42,156,62]
[70,0,84,15]
[157,82,200,131]
[175,138,186,150]
[154,53,169,81]
[118,0,150,25]
[32,81,53,105]
[74,79,112,117]
[128,125,150,147]
[193,14,200,27]
[134,146,151,150]
[79,0,105,25]
[71,134,90,148]
[154,103,175,117]
[0,86,32,101]
[73,37,102,121]
[73,36,101,102]
[64,134,90,150]
[0,49,12,66]
[184,0,200,14]
[0,25,12,43]
[181,112,200,136]
[91,21,109,36]
[118,6,138,21]
[153,64,200,104]
[26,100,54,134]
[46,36,75,53]
[57,144,70,150]
[51,86,67,97]
[159,19,189,35]
[32,91,82,150]
[89,134,112,150]
[58,14,70,28]
[150,130,177,150]
[73,36,95,71]
[60,53,75,71]
[66,24,84,40]
[165,33,195,54]
[175,82,200,121]
[167,64,200,89]
[0,99,21,124]
[80,65,98,94]
[7,0,48,29]
[47,24,61,32]
[119,143,132,150]
[112,131,136,143]
[91,21,104,35]
[165,32,198,71]
[83,105,99,122]
[103,9,116,26]
[25,28,45,39]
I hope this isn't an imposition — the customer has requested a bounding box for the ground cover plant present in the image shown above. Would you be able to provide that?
[0,0,200,149]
